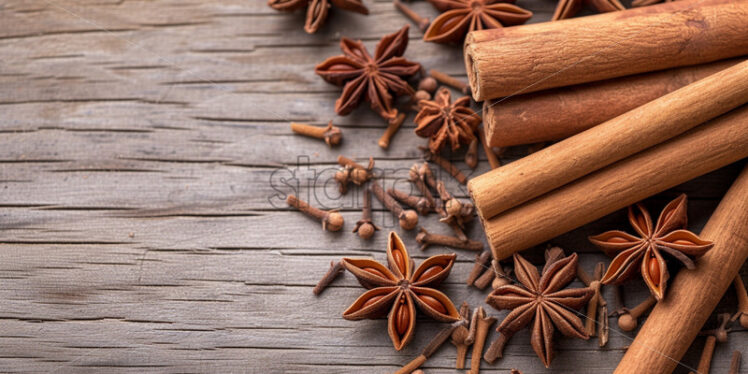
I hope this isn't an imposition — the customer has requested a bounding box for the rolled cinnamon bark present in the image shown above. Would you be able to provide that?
[481,105,748,260]
[483,59,743,147]
[469,59,748,221]
[614,165,748,374]
[464,0,748,101]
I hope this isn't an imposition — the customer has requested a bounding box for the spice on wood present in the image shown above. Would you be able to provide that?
[268,0,368,34]
[423,2,531,44]
[341,232,460,350]
[286,195,344,232]
[414,87,481,154]
[371,180,419,230]
[290,121,342,147]
[313,261,344,296]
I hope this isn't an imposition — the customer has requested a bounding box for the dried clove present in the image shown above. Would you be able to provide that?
[465,137,479,169]
[394,319,466,374]
[408,164,437,210]
[491,260,511,290]
[290,121,342,147]
[286,195,344,231]
[691,313,732,374]
[353,188,380,239]
[466,251,492,286]
[473,263,496,290]
[379,112,407,149]
[484,333,512,364]
[370,181,418,230]
[388,187,433,216]
[618,295,657,332]
[416,227,483,251]
[393,0,430,32]
[733,276,748,328]
[430,69,469,95]
[577,262,606,337]
[337,155,374,185]
[418,76,438,94]
[313,261,344,296]
[729,350,741,374]
[420,146,468,184]
[468,307,496,374]
[436,180,474,227]
[451,302,472,369]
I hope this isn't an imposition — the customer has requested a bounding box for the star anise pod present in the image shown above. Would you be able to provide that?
[341,231,460,350]
[589,194,713,300]
[315,26,421,122]
[267,0,368,34]
[414,87,481,154]
[632,0,676,7]
[423,0,532,44]
[552,0,624,21]
[486,252,593,368]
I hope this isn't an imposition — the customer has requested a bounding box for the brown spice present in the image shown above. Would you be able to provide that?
[416,227,483,251]
[394,319,466,374]
[451,302,472,369]
[429,69,469,95]
[420,147,467,185]
[477,126,501,169]
[313,261,344,296]
[467,307,496,374]
[729,350,741,374]
[408,164,437,211]
[370,181,419,230]
[490,260,511,290]
[465,137,478,169]
[483,333,511,364]
[551,0,623,21]
[393,0,430,32]
[290,121,342,147]
[466,251,491,286]
[337,155,374,185]
[353,188,380,239]
[286,195,344,231]
[418,77,437,94]
[732,276,748,328]
[268,0,368,34]
[388,188,433,216]
[692,313,732,374]
[378,112,407,149]
[617,295,656,332]
[424,0,531,43]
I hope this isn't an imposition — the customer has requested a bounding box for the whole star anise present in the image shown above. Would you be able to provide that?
[315,26,421,122]
[414,87,481,153]
[423,0,533,44]
[486,252,593,368]
[552,0,624,21]
[589,194,713,300]
[267,0,369,34]
[341,231,460,350]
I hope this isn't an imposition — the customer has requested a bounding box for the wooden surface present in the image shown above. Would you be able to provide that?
[0,0,745,373]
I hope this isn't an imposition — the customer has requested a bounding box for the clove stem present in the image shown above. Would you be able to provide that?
[465,137,479,169]
[286,195,344,232]
[729,350,741,374]
[393,0,430,32]
[491,260,511,289]
[290,121,342,147]
[468,307,496,374]
[430,69,469,95]
[371,181,418,230]
[477,126,501,169]
[353,188,380,239]
[379,112,407,149]
[618,295,657,332]
[416,227,483,251]
[484,333,512,364]
[394,320,465,374]
[388,187,433,216]
[313,261,344,296]
[466,251,492,286]
[420,146,468,184]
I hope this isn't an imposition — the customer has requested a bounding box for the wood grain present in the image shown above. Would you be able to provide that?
[0,0,745,373]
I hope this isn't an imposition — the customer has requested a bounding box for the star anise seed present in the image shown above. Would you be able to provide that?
[424,0,532,44]
[268,0,369,34]
[341,231,460,350]
[589,194,714,300]
[315,26,421,122]
[486,252,593,368]
[414,87,481,154]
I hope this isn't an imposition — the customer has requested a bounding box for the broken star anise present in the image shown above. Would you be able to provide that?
[552,0,624,21]
[267,0,368,34]
[341,231,460,350]
[589,194,713,301]
[315,26,421,122]
[414,87,482,154]
[423,0,533,44]
[486,252,593,368]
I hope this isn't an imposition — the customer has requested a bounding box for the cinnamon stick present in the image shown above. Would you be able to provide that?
[614,165,748,374]
[464,0,748,101]
[469,59,748,221]
[481,105,748,260]
[483,59,743,147]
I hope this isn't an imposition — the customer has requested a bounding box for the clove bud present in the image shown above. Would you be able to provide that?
[290,121,342,147]
[370,180,418,230]
[416,227,483,251]
[286,195,344,231]
[353,188,380,239]
[618,295,657,332]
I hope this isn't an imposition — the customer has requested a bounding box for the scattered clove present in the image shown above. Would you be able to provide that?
[430,69,469,95]
[290,121,342,147]
[466,251,492,286]
[467,307,496,374]
[729,350,741,374]
[477,126,501,169]
[379,112,407,149]
[352,188,380,239]
[286,195,344,232]
[420,146,468,184]
[394,319,466,374]
[484,332,512,364]
[618,295,657,332]
[408,163,437,211]
[416,227,483,251]
[388,187,433,216]
[577,262,606,337]
[393,0,430,32]
[491,260,511,290]
[337,155,374,185]
[436,180,474,228]
[465,137,479,169]
[732,276,748,328]
[473,262,496,290]
[451,302,472,369]
[691,313,732,374]
[370,180,419,230]
[313,261,344,296]
[418,76,437,94]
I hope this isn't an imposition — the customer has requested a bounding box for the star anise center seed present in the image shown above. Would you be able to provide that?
[397,279,411,288]
[365,63,379,74]
[469,0,483,10]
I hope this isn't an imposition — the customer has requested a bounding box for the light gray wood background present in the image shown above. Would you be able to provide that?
[0,0,745,373]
